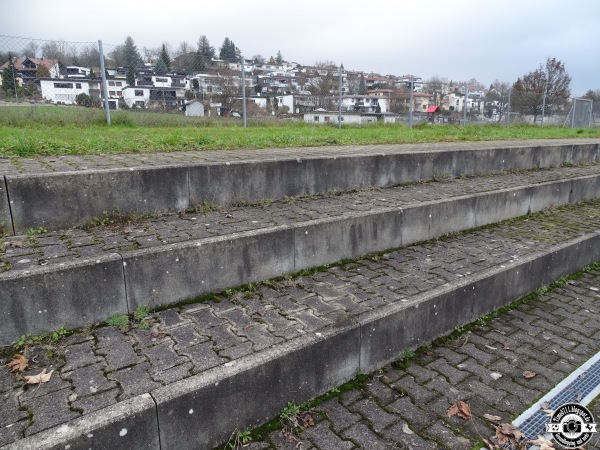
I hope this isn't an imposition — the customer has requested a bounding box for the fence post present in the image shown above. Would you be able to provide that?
[506,89,511,127]
[463,83,468,126]
[98,40,111,125]
[409,76,414,128]
[338,64,343,129]
[541,88,547,127]
[241,55,247,128]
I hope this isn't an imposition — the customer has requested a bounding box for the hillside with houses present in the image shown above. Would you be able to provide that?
[0,36,550,124]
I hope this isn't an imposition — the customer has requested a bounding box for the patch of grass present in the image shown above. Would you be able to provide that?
[1,106,599,157]
[106,314,129,332]
[13,326,71,352]
[82,210,149,230]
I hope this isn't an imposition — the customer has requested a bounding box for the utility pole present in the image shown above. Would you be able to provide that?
[98,40,111,125]
[241,55,247,128]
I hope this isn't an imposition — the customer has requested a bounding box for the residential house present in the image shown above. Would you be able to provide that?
[339,94,388,113]
[122,86,186,109]
[304,111,397,124]
[1,57,62,85]
[39,78,100,105]
[65,66,90,78]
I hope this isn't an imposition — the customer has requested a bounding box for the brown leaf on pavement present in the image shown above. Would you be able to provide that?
[483,413,502,422]
[523,370,537,379]
[527,435,555,450]
[6,354,29,373]
[447,400,471,419]
[24,368,53,385]
[493,423,526,445]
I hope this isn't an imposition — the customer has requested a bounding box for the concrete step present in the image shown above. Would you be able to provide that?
[2,162,600,344]
[2,197,600,450]
[1,139,599,233]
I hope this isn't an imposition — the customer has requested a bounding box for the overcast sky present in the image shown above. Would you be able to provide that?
[2,0,599,95]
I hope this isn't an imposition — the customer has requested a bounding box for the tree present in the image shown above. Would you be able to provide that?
[307,73,337,110]
[196,35,215,70]
[158,44,171,71]
[41,40,67,60]
[35,63,51,78]
[76,92,100,107]
[108,45,125,67]
[89,67,96,79]
[173,41,192,58]
[252,54,265,64]
[512,57,571,123]
[358,73,367,95]
[1,54,17,95]
[155,58,168,75]
[122,36,142,86]
[219,37,239,62]
[22,41,39,58]
[485,79,510,121]
[275,50,283,65]
[425,75,448,105]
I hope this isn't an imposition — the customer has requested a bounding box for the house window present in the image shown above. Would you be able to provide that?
[313,116,319,122]
[53,82,73,89]
[324,116,330,122]
[76,83,82,89]
[155,77,168,83]
[135,90,144,97]
[109,81,115,86]
[109,91,116,96]
[116,82,122,87]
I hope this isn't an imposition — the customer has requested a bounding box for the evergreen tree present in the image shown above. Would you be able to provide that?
[197,35,215,68]
[35,63,51,78]
[123,36,142,86]
[358,73,367,95]
[219,37,238,62]
[155,58,168,75]
[89,67,96,79]
[126,66,136,86]
[275,50,283,65]
[159,44,171,72]
[1,53,17,94]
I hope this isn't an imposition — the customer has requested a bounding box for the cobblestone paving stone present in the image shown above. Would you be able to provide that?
[1,162,599,274]
[1,195,600,447]
[233,270,600,450]
[1,139,597,176]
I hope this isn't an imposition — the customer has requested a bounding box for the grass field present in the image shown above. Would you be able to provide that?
[1,105,599,158]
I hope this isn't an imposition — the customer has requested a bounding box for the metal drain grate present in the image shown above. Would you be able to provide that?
[513,352,600,441]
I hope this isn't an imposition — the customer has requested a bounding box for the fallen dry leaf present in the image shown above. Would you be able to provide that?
[297,411,314,429]
[542,409,555,417]
[493,423,526,445]
[485,345,497,351]
[483,414,502,422]
[10,240,24,248]
[527,435,555,450]
[523,370,537,379]
[24,368,53,385]
[447,400,471,419]
[6,354,29,373]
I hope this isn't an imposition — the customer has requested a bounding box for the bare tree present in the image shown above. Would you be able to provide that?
[425,75,448,105]
[22,41,39,58]
[307,73,337,110]
[512,57,571,123]
[173,41,193,58]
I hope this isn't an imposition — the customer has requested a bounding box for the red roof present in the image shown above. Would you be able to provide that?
[426,105,440,113]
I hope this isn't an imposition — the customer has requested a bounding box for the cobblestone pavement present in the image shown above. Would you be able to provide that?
[1,139,598,176]
[236,268,600,450]
[1,163,599,274]
[1,196,600,447]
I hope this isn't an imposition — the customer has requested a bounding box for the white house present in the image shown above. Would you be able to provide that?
[122,86,186,109]
[65,66,91,78]
[185,99,205,117]
[339,95,389,113]
[304,111,397,124]
[39,78,100,104]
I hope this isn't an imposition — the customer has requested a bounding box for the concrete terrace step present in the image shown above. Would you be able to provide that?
[1,139,599,233]
[2,163,600,344]
[2,198,600,449]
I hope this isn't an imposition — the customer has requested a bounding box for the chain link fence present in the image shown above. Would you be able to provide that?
[1,34,598,127]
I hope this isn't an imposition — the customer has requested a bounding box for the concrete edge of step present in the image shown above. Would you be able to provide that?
[6,230,600,450]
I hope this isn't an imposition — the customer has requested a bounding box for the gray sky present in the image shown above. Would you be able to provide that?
[2,0,599,95]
